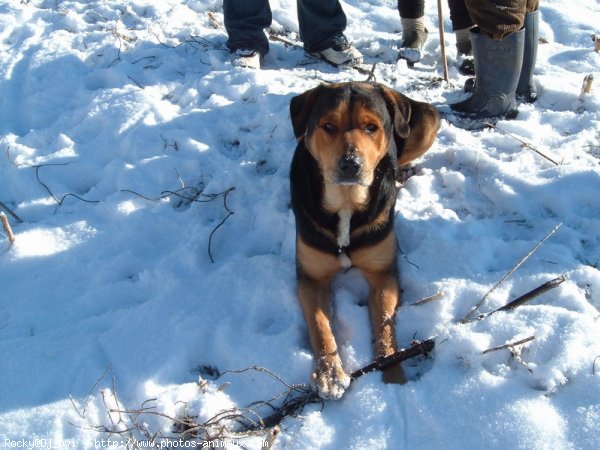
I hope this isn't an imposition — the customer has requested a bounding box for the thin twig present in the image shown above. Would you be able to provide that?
[34,164,100,206]
[0,201,23,223]
[469,275,567,323]
[69,366,112,419]
[461,223,563,322]
[482,335,535,354]
[412,291,444,307]
[486,123,560,165]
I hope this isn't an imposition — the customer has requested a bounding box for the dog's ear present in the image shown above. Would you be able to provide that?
[290,85,322,140]
[378,85,411,140]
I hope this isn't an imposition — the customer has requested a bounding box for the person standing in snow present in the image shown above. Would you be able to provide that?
[223,0,362,69]
[397,0,475,71]
[450,0,540,119]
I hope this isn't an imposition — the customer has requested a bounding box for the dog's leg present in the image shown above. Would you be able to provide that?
[296,239,350,399]
[363,268,407,384]
[353,232,407,385]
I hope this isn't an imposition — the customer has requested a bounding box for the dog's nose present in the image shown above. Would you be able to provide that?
[338,154,362,180]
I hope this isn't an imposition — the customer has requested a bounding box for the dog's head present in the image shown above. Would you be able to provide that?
[290,82,411,187]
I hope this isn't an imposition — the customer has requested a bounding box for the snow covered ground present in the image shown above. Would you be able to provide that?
[1,0,599,448]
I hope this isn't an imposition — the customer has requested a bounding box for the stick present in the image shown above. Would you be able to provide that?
[491,274,567,314]
[487,123,560,165]
[0,212,15,245]
[482,335,535,354]
[580,74,594,98]
[461,223,563,322]
[437,0,449,82]
[412,291,444,307]
[469,275,567,323]
[350,339,435,380]
[0,201,23,223]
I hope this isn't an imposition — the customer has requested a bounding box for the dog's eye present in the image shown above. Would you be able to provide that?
[364,123,378,134]
[322,123,337,134]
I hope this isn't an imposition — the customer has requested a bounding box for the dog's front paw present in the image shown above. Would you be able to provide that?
[312,357,351,400]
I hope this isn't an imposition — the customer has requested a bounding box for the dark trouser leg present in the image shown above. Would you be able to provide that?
[464,0,526,40]
[397,0,425,18]
[297,0,347,52]
[448,0,474,31]
[223,0,272,54]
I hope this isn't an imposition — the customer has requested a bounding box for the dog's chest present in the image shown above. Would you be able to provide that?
[336,209,352,249]
[336,210,353,270]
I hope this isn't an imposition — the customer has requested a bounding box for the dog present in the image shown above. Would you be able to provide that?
[289,81,440,399]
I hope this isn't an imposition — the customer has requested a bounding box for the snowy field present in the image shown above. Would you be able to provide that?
[1,0,600,448]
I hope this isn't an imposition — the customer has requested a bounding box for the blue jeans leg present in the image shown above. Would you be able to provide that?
[223,0,272,54]
[297,0,347,52]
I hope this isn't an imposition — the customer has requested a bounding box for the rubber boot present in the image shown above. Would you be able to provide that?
[516,10,539,103]
[451,27,524,119]
[398,17,428,63]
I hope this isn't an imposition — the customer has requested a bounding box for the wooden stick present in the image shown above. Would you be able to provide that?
[412,291,444,307]
[468,275,567,323]
[482,335,535,354]
[0,211,15,245]
[350,339,435,380]
[487,123,560,165]
[580,74,594,97]
[461,223,563,322]
[491,274,567,314]
[0,201,23,223]
[436,0,449,82]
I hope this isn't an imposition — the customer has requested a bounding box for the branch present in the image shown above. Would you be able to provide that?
[0,211,16,245]
[485,123,560,165]
[0,201,23,223]
[34,163,100,206]
[461,223,563,322]
[350,339,435,380]
[470,274,567,322]
[411,291,444,307]
[482,335,535,354]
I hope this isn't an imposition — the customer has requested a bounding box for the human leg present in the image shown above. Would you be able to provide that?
[397,0,428,63]
[298,0,362,66]
[223,0,271,54]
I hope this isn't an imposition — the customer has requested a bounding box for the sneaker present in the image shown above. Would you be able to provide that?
[230,49,262,69]
[311,33,362,67]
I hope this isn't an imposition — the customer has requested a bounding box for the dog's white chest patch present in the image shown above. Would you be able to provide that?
[337,209,352,249]
[338,251,352,270]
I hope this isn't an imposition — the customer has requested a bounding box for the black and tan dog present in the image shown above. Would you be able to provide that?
[289,81,439,399]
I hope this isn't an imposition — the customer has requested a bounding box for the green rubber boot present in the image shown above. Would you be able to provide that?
[451,27,525,119]
[516,10,539,103]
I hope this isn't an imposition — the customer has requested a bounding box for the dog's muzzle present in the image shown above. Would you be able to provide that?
[337,153,363,184]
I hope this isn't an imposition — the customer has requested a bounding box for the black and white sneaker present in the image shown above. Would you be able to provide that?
[230,49,262,69]
[311,33,362,67]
